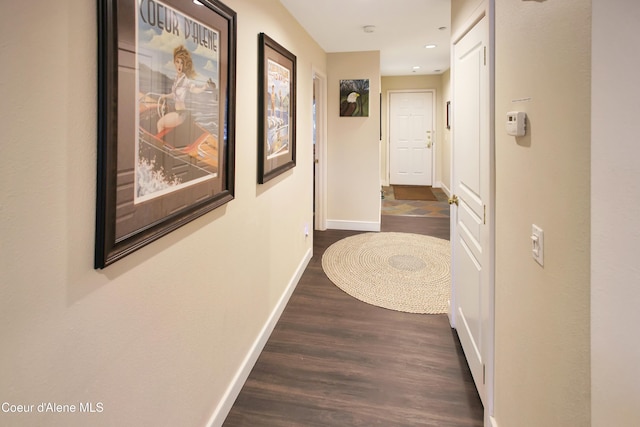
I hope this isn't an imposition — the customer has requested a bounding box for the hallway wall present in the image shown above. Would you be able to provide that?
[591,1,640,425]
[441,69,452,194]
[0,1,325,426]
[326,51,381,231]
[452,0,591,425]
[493,0,591,425]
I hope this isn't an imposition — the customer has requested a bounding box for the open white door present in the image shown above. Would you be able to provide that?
[450,14,492,407]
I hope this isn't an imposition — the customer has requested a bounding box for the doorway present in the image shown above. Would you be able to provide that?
[313,70,327,231]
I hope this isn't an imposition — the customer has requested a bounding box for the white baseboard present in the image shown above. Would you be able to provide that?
[440,182,451,197]
[206,248,313,427]
[326,220,380,232]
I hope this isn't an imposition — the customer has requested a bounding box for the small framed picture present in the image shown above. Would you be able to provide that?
[340,79,369,117]
[258,33,297,184]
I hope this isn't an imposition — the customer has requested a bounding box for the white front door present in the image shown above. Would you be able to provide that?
[451,15,491,405]
[389,91,434,186]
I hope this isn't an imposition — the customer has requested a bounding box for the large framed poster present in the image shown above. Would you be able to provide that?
[95,0,237,268]
[257,33,296,184]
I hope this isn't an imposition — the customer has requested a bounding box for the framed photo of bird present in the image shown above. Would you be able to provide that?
[340,79,370,117]
[257,33,297,184]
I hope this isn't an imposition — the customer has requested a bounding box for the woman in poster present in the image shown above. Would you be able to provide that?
[156,45,213,135]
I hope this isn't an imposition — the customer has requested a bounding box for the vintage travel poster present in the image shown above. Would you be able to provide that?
[266,59,291,159]
[135,0,220,203]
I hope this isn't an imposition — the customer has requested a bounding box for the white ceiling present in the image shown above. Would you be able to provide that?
[278,0,451,76]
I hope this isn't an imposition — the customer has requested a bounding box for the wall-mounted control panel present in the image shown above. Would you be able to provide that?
[506,111,527,137]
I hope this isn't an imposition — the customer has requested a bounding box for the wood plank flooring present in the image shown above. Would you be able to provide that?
[223,215,483,426]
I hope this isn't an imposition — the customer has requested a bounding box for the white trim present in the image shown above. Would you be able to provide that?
[326,220,380,232]
[313,68,328,231]
[386,89,437,187]
[206,248,313,427]
[489,415,499,427]
[486,2,496,424]
[440,182,452,197]
[452,0,488,45]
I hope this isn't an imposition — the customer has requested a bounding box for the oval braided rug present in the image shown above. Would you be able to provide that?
[321,232,451,314]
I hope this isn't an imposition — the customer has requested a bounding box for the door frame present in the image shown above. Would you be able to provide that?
[386,89,437,186]
[450,1,495,424]
[313,68,327,231]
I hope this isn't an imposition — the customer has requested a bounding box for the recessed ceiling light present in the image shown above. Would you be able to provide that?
[424,44,437,49]
[412,66,421,70]
[438,26,447,31]
[363,25,376,33]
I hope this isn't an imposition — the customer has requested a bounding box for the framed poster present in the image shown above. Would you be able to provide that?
[257,33,296,184]
[95,0,237,268]
[339,79,369,117]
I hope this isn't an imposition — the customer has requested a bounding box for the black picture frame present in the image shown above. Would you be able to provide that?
[258,33,297,184]
[95,0,237,268]
[446,100,451,129]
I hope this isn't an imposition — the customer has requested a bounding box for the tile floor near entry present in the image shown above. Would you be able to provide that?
[381,186,450,218]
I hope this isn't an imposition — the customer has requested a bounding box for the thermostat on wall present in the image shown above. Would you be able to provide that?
[506,111,526,137]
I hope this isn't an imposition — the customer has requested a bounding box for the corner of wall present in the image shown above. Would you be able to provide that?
[326,51,381,229]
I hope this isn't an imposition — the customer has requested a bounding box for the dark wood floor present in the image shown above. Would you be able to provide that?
[223,215,483,426]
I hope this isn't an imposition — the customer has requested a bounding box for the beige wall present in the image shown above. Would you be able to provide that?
[452,0,591,425]
[327,51,381,230]
[9,1,636,426]
[591,1,640,426]
[380,74,449,190]
[441,69,451,193]
[452,0,485,35]
[493,0,591,425]
[0,0,325,426]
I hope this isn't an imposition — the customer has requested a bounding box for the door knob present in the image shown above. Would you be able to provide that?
[448,195,459,206]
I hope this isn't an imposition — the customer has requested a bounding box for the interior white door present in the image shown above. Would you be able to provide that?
[389,91,434,186]
[451,15,490,405]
